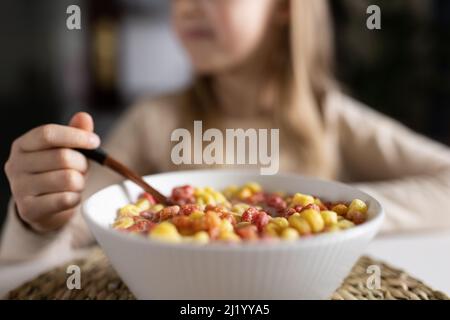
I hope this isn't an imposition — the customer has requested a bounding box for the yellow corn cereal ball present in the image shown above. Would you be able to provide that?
[325,225,340,232]
[150,222,182,243]
[205,210,222,227]
[301,209,325,233]
[288,215,312,235]
[151,204,165,212]
[189,210,205,220]
[135,198,151,211]
[244,182,262,193]
[223,185,239,198]
[194,187,204,197]
[194,187,228,205]
[271,217,289,229]
[119,204,141,217]
[219,219,234,234]
[338,219,355,230]
[113,216,134,229]
[281,228,300,241]
[348,199,368,214]
[290,193,315,207]
[320,210,338,227]
[196,198,205,206]
[219,231,241,243]
[212,191,227,203]
[193,231,210,244]
[238,187,253,200]
[202,193,216,205]
[266,221,281,232]
[331,204,348,216]
[264,223,280,237]
[221,201,232,209]
[314,198,324,206]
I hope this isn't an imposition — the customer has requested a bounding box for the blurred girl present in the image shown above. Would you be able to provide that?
[2,0,450,260]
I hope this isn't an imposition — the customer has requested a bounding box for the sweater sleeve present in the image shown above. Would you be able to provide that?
[0,101,155,262]
[333,93,450,234]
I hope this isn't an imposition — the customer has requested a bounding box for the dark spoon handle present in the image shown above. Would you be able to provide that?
[75,148,107,165]
[75,148,169,204]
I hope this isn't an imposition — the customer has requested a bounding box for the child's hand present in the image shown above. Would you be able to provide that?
[4,112,101,233]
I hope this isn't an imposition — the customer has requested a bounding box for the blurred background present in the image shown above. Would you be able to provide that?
[1,0,449,227]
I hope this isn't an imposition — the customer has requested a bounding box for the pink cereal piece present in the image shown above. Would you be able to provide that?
[169,185,196,205]
[180,204,200,216]
[253,211,270,232]
[266,194,287,211]
[139,192,157,205]
[242,207,259,222]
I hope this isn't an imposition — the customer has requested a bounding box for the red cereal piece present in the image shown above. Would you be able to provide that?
[139,192,157,205]
[242,207,259,222]
[348,210,366,225]
[126,220,155,233]
[323,202,334,210]
[180,204,200,216]
[253,211,270,232]
[266,194,287,211]
[169,185,196,205]
[280,207,297,217]
[172,185,194,197]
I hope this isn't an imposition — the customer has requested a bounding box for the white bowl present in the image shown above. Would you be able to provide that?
[83,170,384,300]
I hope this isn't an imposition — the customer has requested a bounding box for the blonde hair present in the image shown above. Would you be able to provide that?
[182,0,336,178]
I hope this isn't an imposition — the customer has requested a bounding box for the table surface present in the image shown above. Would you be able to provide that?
[1,231,450,299]
[365,231,450,294]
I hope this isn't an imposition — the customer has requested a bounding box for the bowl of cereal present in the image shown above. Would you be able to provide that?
[82,170,384,299]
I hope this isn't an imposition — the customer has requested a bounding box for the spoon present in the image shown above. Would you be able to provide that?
[75,148,169,205]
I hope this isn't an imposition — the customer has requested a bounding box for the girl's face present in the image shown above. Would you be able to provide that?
[172,0,281,74]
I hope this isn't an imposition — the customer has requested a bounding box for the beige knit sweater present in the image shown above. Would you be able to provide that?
[1,90,450,261]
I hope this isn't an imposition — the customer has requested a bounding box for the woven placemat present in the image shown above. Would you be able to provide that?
[7,247,449,300]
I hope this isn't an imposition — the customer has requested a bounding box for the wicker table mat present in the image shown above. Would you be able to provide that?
[7,247,449,300]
